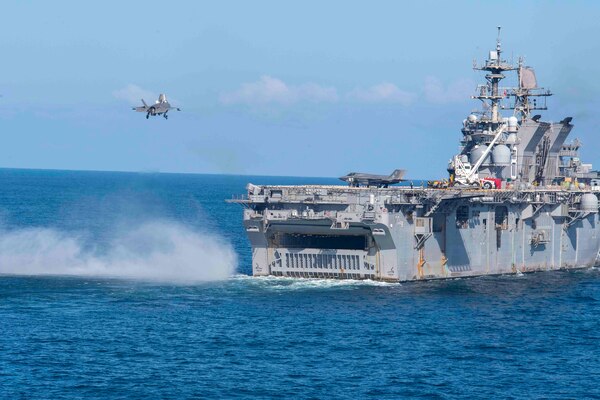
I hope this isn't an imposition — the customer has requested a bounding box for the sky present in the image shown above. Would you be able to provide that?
[1,1,600,179]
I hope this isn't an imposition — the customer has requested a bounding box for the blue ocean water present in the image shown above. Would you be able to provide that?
[0,169,599,399]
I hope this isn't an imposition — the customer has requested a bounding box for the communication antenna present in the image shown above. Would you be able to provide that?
[472,26,514,123]
[496,26,502,58]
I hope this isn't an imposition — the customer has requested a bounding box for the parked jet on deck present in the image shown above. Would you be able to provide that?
[339,169,406,187]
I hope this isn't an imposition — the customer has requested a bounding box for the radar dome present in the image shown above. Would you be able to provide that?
[467,114,478,123]
[469,145,491,165]
[581,193,599,212]
[492,145,511,166]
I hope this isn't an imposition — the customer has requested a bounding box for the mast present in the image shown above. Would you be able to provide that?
[512,57,552,121]
[473,27,515,125]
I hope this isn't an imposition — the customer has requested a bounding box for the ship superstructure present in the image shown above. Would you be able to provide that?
[228,29,600,281]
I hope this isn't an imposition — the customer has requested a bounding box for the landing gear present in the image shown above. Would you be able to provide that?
[146,113,150,119]
[163,113,168,120]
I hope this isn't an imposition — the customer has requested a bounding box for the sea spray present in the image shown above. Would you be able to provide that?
[0,220,237,283]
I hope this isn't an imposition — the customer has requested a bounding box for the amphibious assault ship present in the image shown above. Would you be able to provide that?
[228,29,600,281]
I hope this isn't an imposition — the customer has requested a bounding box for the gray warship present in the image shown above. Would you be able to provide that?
[228,29,600,281]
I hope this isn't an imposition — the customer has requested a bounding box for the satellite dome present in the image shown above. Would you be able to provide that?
[581,193,598,212]
[492,145,511,166]
[470,145,490,165]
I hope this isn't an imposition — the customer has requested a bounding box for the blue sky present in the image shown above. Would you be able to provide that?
[1,1,599,178]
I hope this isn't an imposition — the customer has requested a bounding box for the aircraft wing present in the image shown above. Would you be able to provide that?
[165,103,181,111]
[133,106,148,112]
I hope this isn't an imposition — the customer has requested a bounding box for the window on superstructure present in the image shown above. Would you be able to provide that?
[456,206,469,229]
[495,206,508,230]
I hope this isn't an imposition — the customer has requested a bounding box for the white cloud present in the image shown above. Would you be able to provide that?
[347,83,415,105]
[424,77,475,104]
[219,76,476,108]
[219,76,338,105]
[113,84,157,105]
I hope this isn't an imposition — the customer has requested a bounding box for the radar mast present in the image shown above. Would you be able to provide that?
[511,57,552,121]
[473,27,515,125]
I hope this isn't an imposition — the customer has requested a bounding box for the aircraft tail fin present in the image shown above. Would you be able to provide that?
[389,169,406,180]
[141,99,148,108]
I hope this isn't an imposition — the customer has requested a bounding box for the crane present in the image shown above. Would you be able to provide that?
[453,125,506,187]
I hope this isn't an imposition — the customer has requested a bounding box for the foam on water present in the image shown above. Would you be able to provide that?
[0,220,237,283]
[232,274,401,290]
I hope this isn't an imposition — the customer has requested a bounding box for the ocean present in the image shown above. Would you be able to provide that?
[0,169,599,399]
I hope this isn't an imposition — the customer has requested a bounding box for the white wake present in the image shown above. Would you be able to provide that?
[0,220,237,283]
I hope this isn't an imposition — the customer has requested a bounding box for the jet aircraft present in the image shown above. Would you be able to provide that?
[339,169,406,188]
[133,94,180,119]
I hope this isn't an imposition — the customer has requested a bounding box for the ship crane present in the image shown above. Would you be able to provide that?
[453,124,506,187]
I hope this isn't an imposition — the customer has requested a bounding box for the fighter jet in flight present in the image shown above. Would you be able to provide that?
[339,169,406,188]
[133,94,180,119]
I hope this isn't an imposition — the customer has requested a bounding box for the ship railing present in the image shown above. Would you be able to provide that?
[280,194,355,204]
[243,208,263,219]
[363,211,376,220]
[226,194,251,204]
[559,150,578,157]
[304,214,330,220]
[236,185,596,205]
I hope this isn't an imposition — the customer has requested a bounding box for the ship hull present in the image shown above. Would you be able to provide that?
[236,186,600,282]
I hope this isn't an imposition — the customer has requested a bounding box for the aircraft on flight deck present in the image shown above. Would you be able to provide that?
[339,169,406,188]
